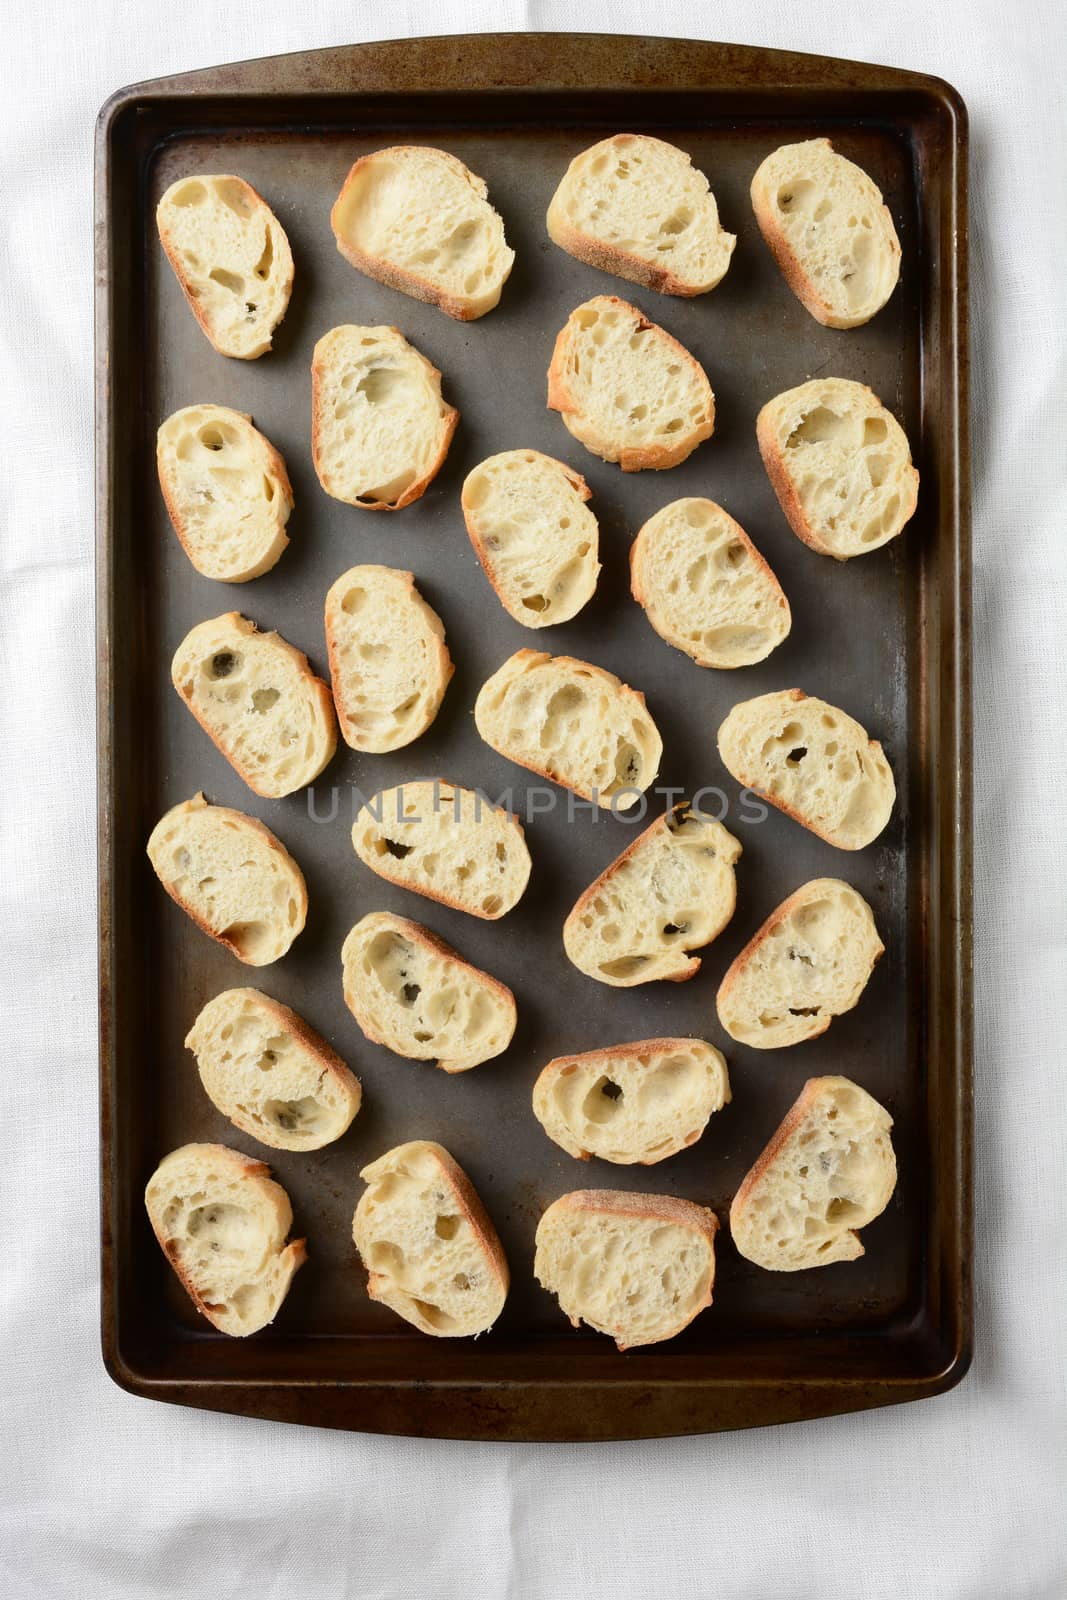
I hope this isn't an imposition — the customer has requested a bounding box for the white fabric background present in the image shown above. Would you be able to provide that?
[2,1,1065,1595]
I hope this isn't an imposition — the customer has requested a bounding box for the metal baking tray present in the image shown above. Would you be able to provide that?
[96,33,971,1439]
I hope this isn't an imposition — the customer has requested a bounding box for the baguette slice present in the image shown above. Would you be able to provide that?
[757,378,918,559]
[145,1143,306,1336]
[311,325,458,510]
[461,450,600,628]
[717,688,895,849]
[331,146,514,320]
[353,1141,509,1335]
[750,139,901,328]
[341,912,516,1073]
[474,650,662,810]
[631,498,791,668]
[351,780,531,920]
[156,174,293,359]
[147,793,306,965]
[547,296,715,470]
[171,612,337,798]
[533,1039,730,1164]
[534,1190,718,1349]
[730,1077,896,1269]
[157,405,294,582]
[325,565,453,752]
[716,878,883,1049]
[547,134,735,296]
[563,804,741,985]
[186,989,361,1150]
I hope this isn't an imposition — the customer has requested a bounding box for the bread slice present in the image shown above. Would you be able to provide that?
[750,139,901,328]
[156,405,294,583]
[716,878,883,1049]
[341,912,516,1073]
[474,650,662,810]
[533,1038,730,1165]
[146,793,307,965]
[534,1190,718,1349]
[156,174,293,359]
[547,134,735,296]
[757,378,918,559]
[325,565,453,752]
[331,146,515,321]
[311,325,458,510]
[631,497,791,668]
[186,988,361,1150]
[461,450,600,628]
[563,803,741,985]
[730,1077,896,1270]
[171,612,337,798]
[351,780,531,919]
[717,688,895,849]
[145,1143,306,1335]
[547,296,715,470]
[352,1141,509,1334]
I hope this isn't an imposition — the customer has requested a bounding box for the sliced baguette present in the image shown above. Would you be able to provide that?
[352,1140,509,1335]
[331,146,514,320]
[563,804,741,985]
[534,1190,718,1349]
[547,296,715,470]
[185,989,361,1150]
[351,780,531,920]
[730,1076,896,1270]
[716,878,883,1050]
[750,139,901,328]
[311,324,458,510]
[145,1143,306,1336]
[474,649,662,810]
[171,612,337,798]
[717,688,895,849]
[146,793,306,966]
[547,134,735,296]
[461,450,600,628]
[757,378,918,559]
[631,497,791,668]
[156,174,293,359]
[325,565,453,752]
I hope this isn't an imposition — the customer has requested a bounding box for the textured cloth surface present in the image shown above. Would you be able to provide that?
[1,2,1065,1597]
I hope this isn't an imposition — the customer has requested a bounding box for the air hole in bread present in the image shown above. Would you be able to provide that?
[786,746,807,766]
[435,1214,461,1239]
[253,233,274,281]
[251,687,279,714]
[599,955,649,980]
[777,179,815,213]
[522,593,549,613]
[788,406,851,447]
[378,837,414,860]
[207,650,239,680]
[481,894,503,916]
[212,178,255,219]
[410,1298,455,1331]
[208,267,245,296]
[788,1006,821,1017]
[356,366,405,405]
[171,181,206,208]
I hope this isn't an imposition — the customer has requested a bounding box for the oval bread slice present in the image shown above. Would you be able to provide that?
[547,296,715,470]
[157,405,294,582]
[461,450,600,628]
[474,650,662,810]
[563,803,741,985]
[311,324,458,510]
[631,497,791,667]
[533,1038,730,1164]
[757,378,918,559]
[717,687,895,849]
[147,793,307,965]
[145,1143,306,1336]
[547,133,735,296]
[186,988,361,1149]
[352,1140,509,1335]
[750,139,901,328]
[716,878,883,1050]
[351,780,531,920]
[171,612,337,798]
[730,1076,897,1270]
[325,565,453,752]
[156,174,294,359]
[331,146,515,321]
[534,1190,718,1349]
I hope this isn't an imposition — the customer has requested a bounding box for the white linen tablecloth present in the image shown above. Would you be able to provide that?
[2,2,1065,1595]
